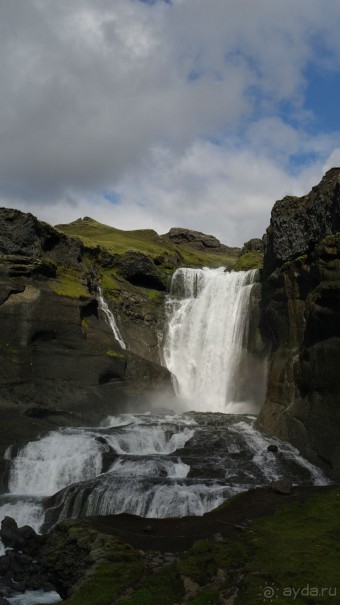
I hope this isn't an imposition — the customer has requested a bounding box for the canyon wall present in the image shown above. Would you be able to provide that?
[0,209,236,467]
[258,168,340,479]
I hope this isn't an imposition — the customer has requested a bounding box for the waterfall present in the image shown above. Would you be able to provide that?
[163,268,260,412]
[97,287,126,349]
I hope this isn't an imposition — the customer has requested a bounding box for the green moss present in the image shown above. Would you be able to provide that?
[120,565,184,605]
[106,350,126,359]
[179,540,246,586]
[101,269,120,295]
[236,488,340,604]
[45,490,340,605]
[187,588,220,604]
[234,251,263,271]
[64,559,143,605]
[58,527,144,605]
[49,269,88,299]
[141,288,164,302]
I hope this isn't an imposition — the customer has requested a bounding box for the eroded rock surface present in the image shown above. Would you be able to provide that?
[258,168,340,479]
[0,208,173,475]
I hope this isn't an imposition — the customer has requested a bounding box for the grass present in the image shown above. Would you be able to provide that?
[57,217,238,270]
[187,588,220,604]
[49,268,89,299]
[64,559,143,605]
[235,251,264,271]
[119,565,185,605]
[236,488,340,604]
[57,527,144,605]
[45,489,340,605]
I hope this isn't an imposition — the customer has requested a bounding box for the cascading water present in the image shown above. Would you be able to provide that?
[164,268,263,412]
[97,286,126,349]
[0,266,332,604]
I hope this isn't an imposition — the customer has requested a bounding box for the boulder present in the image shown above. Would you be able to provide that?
[271,480,293,495]
[162,227,239,254]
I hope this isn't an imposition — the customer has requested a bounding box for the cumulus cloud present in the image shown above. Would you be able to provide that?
[0,0,340,244]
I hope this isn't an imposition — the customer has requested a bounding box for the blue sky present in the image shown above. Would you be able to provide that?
[0,0,339,245]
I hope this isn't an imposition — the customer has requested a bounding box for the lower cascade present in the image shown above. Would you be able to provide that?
[0,267,331,604]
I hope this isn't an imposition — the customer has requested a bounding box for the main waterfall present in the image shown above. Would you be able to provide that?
[164,268,262,413]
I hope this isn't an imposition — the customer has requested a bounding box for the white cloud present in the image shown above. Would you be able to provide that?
[0,0,340,244]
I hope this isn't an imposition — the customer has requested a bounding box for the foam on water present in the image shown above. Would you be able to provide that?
[106,425,195,455]
[0,498,44,533]
[8,431,104,497]
[7,591,62,605]
[109,457,190,478]
[164,268,261,412]
[50,476,238,521]
[232,421,331,485]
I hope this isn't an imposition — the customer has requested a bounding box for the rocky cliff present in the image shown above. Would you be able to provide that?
[0,209,238,470]
[258,168,340,479]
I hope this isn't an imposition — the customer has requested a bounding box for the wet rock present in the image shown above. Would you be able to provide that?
[259,168,340,480]
[114,251,167,291]
[0,517,42,556]
[271,480,293,495]
[267,444,278,453]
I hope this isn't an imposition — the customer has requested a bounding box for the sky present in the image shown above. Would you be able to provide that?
[1,0,340,246]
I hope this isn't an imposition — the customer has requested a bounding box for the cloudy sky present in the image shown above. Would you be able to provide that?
[1,0,340,245]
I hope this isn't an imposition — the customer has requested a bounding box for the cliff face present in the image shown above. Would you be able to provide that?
[0,210,174,468]
[258,168,340,478]
[0,209,237,469]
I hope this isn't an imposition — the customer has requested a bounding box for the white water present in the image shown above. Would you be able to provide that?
[0,538,6,556]
[97,286,126,349]
[8,431,104,497]
[164,268,259,412]
[109,457,190,478]
[0,412,330,540]
[106,425,194,455]
[0,498,44,533]
[7,591,61,605]
[54,478,233,520]
[232,421,330,485]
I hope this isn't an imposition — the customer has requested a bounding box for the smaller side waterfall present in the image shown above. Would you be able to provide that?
[164,268,263,412]
[97,287,126,349]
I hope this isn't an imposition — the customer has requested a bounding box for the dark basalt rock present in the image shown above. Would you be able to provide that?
[162,227,239,254]
[114,250,167,290]
[0,516,43,555]
[241,238,264,254]
[271,479,292,495]
[0,208,173,480]
[258,169,340,479]
[263,168,340,275]
[0,518,56,597]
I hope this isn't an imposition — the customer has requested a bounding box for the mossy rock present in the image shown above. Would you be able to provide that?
[49,268,89,299]
[119,565,184,605]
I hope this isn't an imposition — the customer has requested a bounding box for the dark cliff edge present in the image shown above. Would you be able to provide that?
[0,209,238,476]
[258,168,340,479]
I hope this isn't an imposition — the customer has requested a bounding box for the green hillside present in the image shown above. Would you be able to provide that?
[56,217,239,269]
